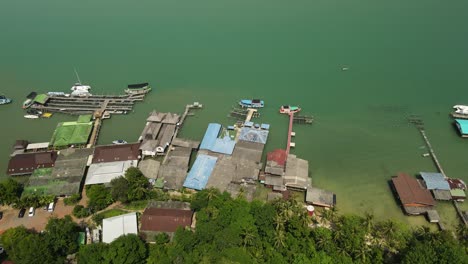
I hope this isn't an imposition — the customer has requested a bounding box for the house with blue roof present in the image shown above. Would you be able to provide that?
[199,123,236,155]
[420,172,450,190]
[183,154,218,190]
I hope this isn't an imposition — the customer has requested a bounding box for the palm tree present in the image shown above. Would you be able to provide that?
[241,227,255,248]
[205,188,219,202]
[273,229,286,249]
[274,214,285,231]
[363,212,375,233]
[354,244,370,263]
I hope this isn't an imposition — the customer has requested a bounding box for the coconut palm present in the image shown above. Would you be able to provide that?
[363,212,375,233]
[241,227,255,248]
[273,229,286,249]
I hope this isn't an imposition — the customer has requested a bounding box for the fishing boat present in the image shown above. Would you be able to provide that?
[239,99,264,108]
[0,95,12,105]
[125,83,151,94]
[112,139,128,145]
[279,105,301,114]
[22,99,33,109]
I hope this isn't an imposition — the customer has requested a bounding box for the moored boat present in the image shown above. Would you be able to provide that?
[0,95,12,105]
[22,99,33,109]
[47,92,70,97]
[279,105,301,114]
[454,105,468,115]
[24,114,39,119]
[125,83,151,94]
[239,99,264,108]
[112,139,128,145]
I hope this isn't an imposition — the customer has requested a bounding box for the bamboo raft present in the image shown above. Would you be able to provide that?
[293,115,313,124]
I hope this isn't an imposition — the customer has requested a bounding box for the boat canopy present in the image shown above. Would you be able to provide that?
[27,92,37,99]
[454,105,468,115]
[127,83,149,89]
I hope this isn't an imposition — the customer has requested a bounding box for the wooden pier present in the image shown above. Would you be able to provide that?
[286,113,294,155]
[162,102,202,165]
[419,130,446,178]
[409,116,467,226]
[30,90,149,116]
[230,107,260,120]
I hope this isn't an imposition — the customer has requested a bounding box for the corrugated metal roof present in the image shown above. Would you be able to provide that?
[102,212,138,243]
[92,143,141,163]
[267,149,287,166]
[183,154,217,190]
[450,189,466,198]
[141,208,193,232]
[7,152,58,176]
[26,142,50,150]
[392,173,435,206]
[420,172,450,190]
[85,160,138,185]
[200,123,236,155]
[200,123,221,150]
[238,127,269,145]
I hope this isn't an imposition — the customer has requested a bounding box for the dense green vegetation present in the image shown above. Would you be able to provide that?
[2,188,467,263]
[1,216,79,264]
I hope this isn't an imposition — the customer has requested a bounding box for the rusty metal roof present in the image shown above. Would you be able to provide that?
[140,208,193,232]
[92,143,140,163]
[392,173,435,206]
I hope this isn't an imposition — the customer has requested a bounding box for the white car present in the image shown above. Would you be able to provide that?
[28,207,35,217]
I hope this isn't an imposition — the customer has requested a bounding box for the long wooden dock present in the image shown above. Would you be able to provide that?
[286,113,294,155]
[420,130,446,177]
[30,90,149,116]
[162,102,202,165]
[409,116,467,226]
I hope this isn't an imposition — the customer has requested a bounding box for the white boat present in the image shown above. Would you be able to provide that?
[112,139,127,145]
[71,69,92,97]
[24,115,39,119]
[47,92,70,97]
[453,105,468,115]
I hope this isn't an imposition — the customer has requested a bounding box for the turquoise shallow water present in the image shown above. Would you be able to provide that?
[1,0,468,228]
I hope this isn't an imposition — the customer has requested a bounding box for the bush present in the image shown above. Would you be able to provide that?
[73,205,91,218]
[86,184,113,212]
[64,194,81,206]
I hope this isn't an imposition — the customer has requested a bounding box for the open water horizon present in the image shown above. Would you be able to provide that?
[1,0,468,228]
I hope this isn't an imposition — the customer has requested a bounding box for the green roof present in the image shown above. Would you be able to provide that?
[77,114,93,123]
[450,189,466,198]
[33,94,49,105]
[50,120,93,147]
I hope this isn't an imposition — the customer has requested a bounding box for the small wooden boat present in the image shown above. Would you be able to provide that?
[279,105,301,114]
[239,99,264,108]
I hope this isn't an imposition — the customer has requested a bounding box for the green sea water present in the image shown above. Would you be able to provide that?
[1,0,468,228]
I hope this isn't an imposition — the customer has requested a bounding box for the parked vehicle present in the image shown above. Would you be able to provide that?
[48,202,55,212]
[28,207,35,217]
[18,208,26,218]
